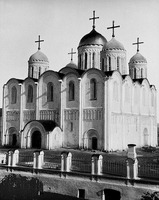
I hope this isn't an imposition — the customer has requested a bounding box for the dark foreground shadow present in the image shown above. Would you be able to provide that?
[0,174,82,200]
[37,192,83,200]
[0,174,43,200]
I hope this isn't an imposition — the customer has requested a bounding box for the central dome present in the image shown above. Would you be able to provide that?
[29,50,49,63]
[78,29,107,48]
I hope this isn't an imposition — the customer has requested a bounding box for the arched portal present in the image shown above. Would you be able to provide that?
[143,128,149,146]
[104,189,121,200]
[31,131,41,149]
[7,127,18,146]
[84,129,99,150]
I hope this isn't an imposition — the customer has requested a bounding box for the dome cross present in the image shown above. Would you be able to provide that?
[35,35,44,50]
[132,37,144,52]
[89,10,99,29]
[68,48,76,61]
[107,21,120,38]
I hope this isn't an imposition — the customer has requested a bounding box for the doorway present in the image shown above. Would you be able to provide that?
[12,134,17,146]
[31,131,41,149]
[104,189,121,200]
[92,137,97,150]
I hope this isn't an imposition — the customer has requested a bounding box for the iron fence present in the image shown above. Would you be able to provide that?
[71,156,91,173]
[138,163,159,179]
[18,153,33,167]
[103,160,127,177]
[43,154,61,170]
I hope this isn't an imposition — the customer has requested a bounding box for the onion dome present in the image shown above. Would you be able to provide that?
[29,50,49,63]
[103,37,125,51]
[78,29,107,48]
[65,61,77,68]
[129,52,147,64]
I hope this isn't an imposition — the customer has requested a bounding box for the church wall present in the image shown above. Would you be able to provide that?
[62,74,79,148]
[110,72,122,113]
[3,80,21,146]
[82,71,104,108]
[122,77,132,114]
[131,83,140,115]
[81,70,104,149]
[107,72,157,151]
[22,79,37,110]
[38,72,61,125]
[38,72,61,110]
[20,79,37,129]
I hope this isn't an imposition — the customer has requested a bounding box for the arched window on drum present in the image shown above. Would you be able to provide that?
[85,52,87,70]
[92,52,95,68]
[117,57,120,71]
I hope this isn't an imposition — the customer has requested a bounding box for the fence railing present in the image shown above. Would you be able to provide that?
[103,160,127,177]
[43,154,61,170]
[138,163,159,179]
[18,153,33,167]
[2,144,159,181]
[71,156,91,173]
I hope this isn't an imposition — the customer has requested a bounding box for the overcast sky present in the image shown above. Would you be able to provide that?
[0,0,159,120]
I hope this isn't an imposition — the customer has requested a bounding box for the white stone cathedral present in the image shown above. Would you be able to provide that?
[2,13,157,151]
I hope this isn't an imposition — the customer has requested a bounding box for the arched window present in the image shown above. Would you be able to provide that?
[134,68,136,79]
[92,52,95,68]
[32,67,34,77]
[102,58,104,71]
[39,67,41,77]
[47,82,54,102]
[27,85,33,103]
[117,57,120,71]
[109,57,111,71]
[69,81,75,101]
[141,68,143,78]
[113,81,118,101]
[70,122,73,132]
[79,55,82,69]
[85,53,87,69]
[11,86,17,104]
[90,78,97,100]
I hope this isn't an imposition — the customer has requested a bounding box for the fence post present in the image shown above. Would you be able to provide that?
[66,152,72,172]
[38,151,44,169]
[91,155,96,175]
[8,150,13,167]
[12,150,19,167]
[127,144,138,179]
[97,155,103,175]
[61,151,72,172]
[92,154,103,175]
[33,151,39,169]
[61,152,65,172]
